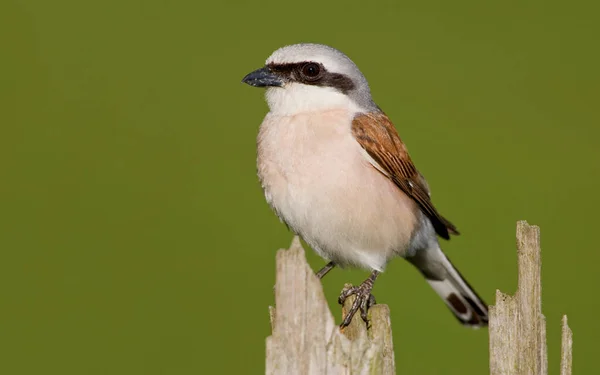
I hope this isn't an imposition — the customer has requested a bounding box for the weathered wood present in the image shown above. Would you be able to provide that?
[265,222,574,374]
[489,221,547,375]
[560,315,573,375]
[266,237,395,375]
[489,221,573,375]
[340,292,395,374]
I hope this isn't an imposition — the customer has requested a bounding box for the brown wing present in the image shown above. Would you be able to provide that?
[352,112,459,240]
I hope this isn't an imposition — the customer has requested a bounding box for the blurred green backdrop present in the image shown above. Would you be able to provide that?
[1,0,598,374]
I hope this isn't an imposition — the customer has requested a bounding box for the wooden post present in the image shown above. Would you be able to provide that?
[265,222,574,374]
[560,315,573,375]
[489,221,573,375]
[266,237,395,375]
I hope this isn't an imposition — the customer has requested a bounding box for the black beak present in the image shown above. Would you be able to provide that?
[241,67,284,87]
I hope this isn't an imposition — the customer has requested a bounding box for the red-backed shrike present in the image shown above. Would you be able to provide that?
[242,43,488,328]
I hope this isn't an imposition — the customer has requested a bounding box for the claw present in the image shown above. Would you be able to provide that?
[338,285,358,305]
[360,296,370,322]
[368,294,377,307]
[338,271,380,328]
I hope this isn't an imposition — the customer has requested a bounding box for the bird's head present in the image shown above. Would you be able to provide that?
[242,43,377,115]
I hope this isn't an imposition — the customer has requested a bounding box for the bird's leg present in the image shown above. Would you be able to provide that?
[338,270,379,328]
[315,261,336,280]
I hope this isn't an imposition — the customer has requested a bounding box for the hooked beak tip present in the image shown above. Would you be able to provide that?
[242,67,284,88]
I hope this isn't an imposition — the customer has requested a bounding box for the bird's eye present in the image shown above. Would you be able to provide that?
[301,63,321,80]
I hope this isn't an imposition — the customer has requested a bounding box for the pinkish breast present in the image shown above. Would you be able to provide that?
[256,109,418,271]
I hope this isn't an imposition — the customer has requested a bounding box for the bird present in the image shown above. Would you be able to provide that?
[241,43,488,328]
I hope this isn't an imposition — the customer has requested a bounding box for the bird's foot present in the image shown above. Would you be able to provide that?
[338,271,379,328]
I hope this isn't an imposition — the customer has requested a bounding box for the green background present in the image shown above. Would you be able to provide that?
[1,0,598,374]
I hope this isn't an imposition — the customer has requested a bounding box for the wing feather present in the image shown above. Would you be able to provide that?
[352,112,459,240]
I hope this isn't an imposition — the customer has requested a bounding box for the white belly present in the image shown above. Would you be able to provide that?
[256,109,418,271]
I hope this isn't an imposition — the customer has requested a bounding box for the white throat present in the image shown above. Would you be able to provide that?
[265,83,361,116]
